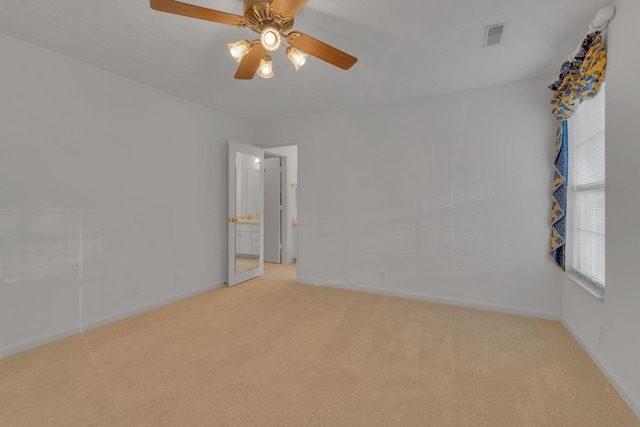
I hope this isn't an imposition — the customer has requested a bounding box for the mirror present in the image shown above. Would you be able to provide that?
[235,152,261,274]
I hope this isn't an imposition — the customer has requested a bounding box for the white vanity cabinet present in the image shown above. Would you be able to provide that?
[236,223,260,257]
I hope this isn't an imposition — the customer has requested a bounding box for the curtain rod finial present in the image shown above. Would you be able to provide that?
[597,6,616,22]
[591,6,615,31]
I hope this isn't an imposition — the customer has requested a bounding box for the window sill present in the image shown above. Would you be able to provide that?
[566,272,605,302]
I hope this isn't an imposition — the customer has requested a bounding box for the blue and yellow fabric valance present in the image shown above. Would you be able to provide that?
[550,32,607,121]
[548,32,606,270]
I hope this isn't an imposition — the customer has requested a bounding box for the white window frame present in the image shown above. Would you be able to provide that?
[567,84,606,292]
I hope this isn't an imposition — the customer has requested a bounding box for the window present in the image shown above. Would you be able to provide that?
[568,84,605,288]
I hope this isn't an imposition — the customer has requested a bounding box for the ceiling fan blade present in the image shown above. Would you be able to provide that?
[287,32,357,70]
[150,0,244,26]
[235,45,267,80]
[270,0,309,18]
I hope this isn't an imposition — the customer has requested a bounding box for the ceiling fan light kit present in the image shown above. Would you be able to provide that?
[227,39,252,63]
[260,26,282,52]
[257,54,275,79]
[150,0,357,79]
[286,46,308,70]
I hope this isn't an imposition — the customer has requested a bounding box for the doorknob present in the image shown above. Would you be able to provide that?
[227,217,239,223]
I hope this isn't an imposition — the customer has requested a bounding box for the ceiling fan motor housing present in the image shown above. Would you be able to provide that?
[243,0,268,15]
[243,0,294,33]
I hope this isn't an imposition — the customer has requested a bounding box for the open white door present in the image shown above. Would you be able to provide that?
[263,156,282,263]
[228,140,264,286]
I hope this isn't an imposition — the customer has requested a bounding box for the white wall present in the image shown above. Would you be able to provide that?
[263,75,563,319]
[561,0,640,417]
[263,145,298,264]
[0,33,256,356]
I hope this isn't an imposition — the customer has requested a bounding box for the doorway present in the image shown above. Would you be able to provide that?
[227,142,298,287]
[263,145,298,266]
[263,153,286,264]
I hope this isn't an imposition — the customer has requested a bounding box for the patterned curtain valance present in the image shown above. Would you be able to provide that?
[547,31,606,270]
[549,32,607,121]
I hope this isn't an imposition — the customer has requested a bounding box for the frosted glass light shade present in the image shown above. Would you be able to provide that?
[227,40,251,63]
[286,46,308,70]
[260,27,281,52]
[257,55,274,79]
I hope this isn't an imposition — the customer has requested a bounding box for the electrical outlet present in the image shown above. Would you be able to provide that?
[379,269,386,279]
[174,274,181,286]
[132,284,141,296]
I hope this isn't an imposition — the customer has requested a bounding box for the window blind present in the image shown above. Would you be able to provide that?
[568,84,605,287]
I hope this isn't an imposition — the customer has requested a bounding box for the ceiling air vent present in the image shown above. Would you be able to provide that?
[484,23,506,47]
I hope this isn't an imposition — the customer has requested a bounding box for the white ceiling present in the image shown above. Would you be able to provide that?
[0,0,610,123]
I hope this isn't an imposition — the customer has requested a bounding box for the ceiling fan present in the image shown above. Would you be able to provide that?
[150,0,358,79]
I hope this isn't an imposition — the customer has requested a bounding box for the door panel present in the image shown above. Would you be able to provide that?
[264,157,281,263]
[228,140,263,286]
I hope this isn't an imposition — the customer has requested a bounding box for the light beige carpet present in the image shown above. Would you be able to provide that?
[1,263,638,426]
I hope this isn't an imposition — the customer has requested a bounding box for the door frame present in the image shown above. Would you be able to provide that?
[264,151,288,264]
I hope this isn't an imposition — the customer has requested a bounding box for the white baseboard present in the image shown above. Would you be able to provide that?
[0,281,226,359]
[562,319,640,421]
[302,278,560,321]
[0,326,84,360]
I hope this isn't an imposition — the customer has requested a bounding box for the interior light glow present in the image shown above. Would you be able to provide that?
[260,27,282,52]
[286,46,308,70]
[257,54,274,79]
[227,39,252,63]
